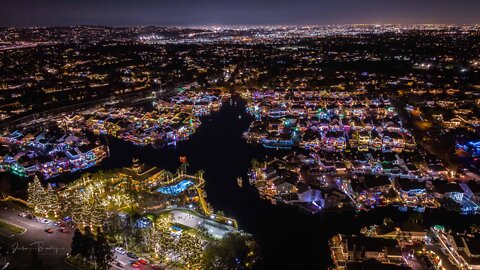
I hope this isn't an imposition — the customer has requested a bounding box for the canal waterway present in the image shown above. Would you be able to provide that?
[4,95,479,270]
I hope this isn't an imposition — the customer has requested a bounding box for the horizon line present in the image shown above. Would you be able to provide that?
[2,23,480,30]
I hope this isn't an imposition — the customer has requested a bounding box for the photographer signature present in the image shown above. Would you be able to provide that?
[10,241,65,255]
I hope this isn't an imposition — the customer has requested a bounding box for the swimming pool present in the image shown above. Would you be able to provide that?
[157,179,194,196]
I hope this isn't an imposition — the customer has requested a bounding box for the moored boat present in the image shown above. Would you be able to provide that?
[237,177,243,187]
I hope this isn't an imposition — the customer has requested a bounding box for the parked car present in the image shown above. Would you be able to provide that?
[126,252,138,259]
[58,227,67,233]
[115,247,127,255]
[137,258,149,265]
[116,261,127,268]
[39,218,51,224]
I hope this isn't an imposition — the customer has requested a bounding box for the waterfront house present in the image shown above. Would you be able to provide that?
[405,163,419,175]
[272,177,297,195]
[427,164,449,177]
[351,161,371,174]
[375,222,426,242]
[448,234,480,270]
[460,181,480,203]
[324,189,348,208]
[364,175,392,194]
[431,181,464,203]
[267,118,283,133]
[297,188,324,205]
[335,161,348,173]
[357,131,370,145]
[395,178,427,204]
[337,235,404,264]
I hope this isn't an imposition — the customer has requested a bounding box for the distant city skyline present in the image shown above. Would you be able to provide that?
[1,0,480,27]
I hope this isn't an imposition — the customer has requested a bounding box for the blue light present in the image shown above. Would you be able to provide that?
[135,217,152,228]
[157,180,194,196]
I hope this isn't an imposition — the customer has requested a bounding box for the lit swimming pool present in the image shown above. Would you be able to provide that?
[157,179,194,196]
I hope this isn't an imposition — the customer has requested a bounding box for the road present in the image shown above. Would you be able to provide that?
[405,254,426,270]
[0,208,74,270]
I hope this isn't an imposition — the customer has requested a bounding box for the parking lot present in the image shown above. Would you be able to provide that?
[0,207,74,270]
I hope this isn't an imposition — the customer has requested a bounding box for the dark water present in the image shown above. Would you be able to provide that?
[4,95,478,270]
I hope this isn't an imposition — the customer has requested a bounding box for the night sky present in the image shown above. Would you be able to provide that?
[1,0,480,27]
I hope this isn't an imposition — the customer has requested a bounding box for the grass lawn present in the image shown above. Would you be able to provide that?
[0,200,30,211]
[0,219,26,234]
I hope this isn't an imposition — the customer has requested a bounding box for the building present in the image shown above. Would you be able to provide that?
[334,235,405,266]
[448,234,480,270]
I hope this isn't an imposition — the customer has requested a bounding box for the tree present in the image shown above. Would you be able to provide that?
[181,162,190,173]
[80,202,92,227]
[132,227,145,248]
[408,213,423,224]
[150,229,162,254]
[79,226,95,261]
[195,169,205,180]
[83,172,92,182]
[96,170,105,181]
[202,233,259,270]
[103,213,124,242]
[471,224,480,234]
[93,228,114,270]
[70,190,84,224]
[45,183,60,217]
[383,217,394,226]
[27,175,47,215]
[250,159,260,170]
[164,170,174,182]
[71,228,84,257]
[90,196,107,228]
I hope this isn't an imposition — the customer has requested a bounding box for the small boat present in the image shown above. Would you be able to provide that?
[237,177,243,187]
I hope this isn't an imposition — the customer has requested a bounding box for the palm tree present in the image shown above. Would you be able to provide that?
[250,159,260,169]
[97,170,105,180]
[408,213,423,224]
[181,162,190,174]
[164,170,174,182]
[195,170,205,180]
[383,217,393,226]
[84,172,92,180]
[470,224,480,234]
